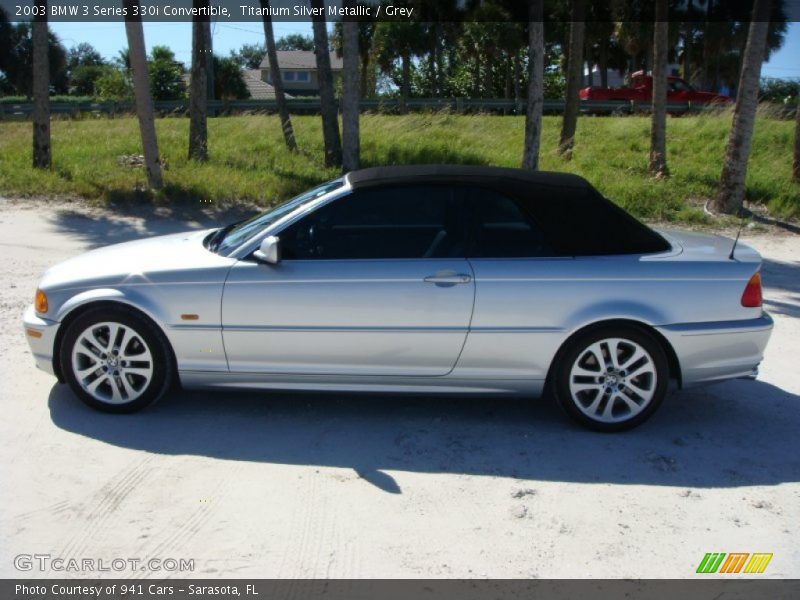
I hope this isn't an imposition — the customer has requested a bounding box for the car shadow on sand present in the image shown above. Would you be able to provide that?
[762,257,800,319]
[48,378,800,493]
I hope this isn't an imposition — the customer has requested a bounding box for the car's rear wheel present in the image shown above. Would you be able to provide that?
[553,327,668,432]
[60,307,173,413]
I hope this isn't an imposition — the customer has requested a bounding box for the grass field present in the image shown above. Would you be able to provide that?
[0,112,798,222]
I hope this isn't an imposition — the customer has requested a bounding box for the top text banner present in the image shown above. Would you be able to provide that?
[3,0,800,23]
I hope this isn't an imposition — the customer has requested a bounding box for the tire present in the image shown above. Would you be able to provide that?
[60,306,174,413]
[552,326,669,432]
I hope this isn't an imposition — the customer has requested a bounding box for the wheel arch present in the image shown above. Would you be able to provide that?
[545,318,682,391]
[52,298,176,384]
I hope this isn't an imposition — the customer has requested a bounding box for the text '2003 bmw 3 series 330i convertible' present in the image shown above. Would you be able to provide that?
[23,166,773,431]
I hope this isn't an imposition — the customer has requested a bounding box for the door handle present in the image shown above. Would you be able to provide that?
[424,274,472,284]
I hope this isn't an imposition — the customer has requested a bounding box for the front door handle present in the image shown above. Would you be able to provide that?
[424,273,472,284]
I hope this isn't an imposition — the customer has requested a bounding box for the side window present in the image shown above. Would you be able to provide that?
[468,188,554,258]
[279,185,465,260]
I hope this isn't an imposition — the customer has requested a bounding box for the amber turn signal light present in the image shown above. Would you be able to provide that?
[35,289,48,314]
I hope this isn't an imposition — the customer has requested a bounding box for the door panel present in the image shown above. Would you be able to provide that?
[221,259,474,376]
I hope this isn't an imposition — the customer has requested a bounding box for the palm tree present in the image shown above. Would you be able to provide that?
[310,0,341,167]
[522,0,544,171]
[260,0,296,151]
[793,89,800,183]
[710,0,772,214]
[123,0,163,189]
[649,0,669,178]
[189,0,209,161]
[341,0,360,172]
[558,0,586,157]
[32,0,50,169]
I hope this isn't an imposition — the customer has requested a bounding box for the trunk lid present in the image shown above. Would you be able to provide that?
[657,229,761,264]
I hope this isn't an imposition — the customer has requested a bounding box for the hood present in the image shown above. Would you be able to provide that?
[39,229,234,291]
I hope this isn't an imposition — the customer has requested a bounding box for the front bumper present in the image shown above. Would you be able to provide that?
[657,313,774,387]
[23,305,60,377]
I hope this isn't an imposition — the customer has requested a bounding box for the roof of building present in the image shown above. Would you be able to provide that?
[346,165,590,190]
[259,50,343,71]
[242,70,294,99]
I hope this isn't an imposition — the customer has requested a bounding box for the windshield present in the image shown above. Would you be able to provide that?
[212,179,344,255]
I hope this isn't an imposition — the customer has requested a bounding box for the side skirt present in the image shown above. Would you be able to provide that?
[178,371,544,397]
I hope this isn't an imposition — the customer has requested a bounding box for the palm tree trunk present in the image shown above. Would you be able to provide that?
[399,53,411,113]
[260,0,296,151]
[32,0,50,169]
[522,1,544,171]
[710,0,771,214]
[649,0,669,178]
[599,37,608,88]
[310,0,342,168]
[558,0,586,157]
[124,0,163,189]
[793,95,800,183]
[682,24,693,83]
[189,1,209,161]
[341,4,360,173]
[360,53,371,98]
[204,20,214,101]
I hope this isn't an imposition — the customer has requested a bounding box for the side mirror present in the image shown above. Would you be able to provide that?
[253,235,281,264]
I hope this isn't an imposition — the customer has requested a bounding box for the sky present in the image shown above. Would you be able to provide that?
[49,20,800,80]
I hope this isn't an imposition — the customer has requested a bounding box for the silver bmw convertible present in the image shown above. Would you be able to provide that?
[23,166,773,431]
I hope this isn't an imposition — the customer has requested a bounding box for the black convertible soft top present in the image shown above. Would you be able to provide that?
[345,165,671,256]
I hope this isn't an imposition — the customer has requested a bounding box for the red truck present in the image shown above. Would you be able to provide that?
[580,70,731,110]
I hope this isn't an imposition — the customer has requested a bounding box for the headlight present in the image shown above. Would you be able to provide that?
[35,289,48,314]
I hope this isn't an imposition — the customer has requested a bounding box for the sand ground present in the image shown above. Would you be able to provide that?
[1,199,798,578]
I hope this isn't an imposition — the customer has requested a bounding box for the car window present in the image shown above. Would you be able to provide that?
[467,188,555,258]
[213,179,344,255]
[279,185,465,260]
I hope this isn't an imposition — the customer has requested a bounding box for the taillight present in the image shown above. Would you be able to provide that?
[741,272,762,307]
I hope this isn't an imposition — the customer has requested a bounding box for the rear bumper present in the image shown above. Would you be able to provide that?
[23,305,59,377]
[656,313,773,387]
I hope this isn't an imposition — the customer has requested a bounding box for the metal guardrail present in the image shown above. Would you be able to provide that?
[1,97,792,120]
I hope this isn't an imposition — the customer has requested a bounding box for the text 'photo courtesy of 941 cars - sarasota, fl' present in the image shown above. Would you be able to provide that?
[22,165,773,432]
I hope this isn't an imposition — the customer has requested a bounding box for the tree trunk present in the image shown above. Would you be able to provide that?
[400,53,410,113]
[189,1,209,161]
[682,24,693,84]
[710,0,771,214]
[793,95,800,183]
[310,0,341,168]
[341,5,360,173]
[513,52,522,103]
[31,0,50,169]
[558,0,586,157]
[124,0,163,189]
[649,0,669,178]
[203,21,214,101]
[434,23,443,97]
[260,0,296,151]
[360,52,371,98]
[522,0,544,171]
[599,37,608,88]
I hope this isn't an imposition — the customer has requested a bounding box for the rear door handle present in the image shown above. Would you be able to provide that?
[424,274,472,284]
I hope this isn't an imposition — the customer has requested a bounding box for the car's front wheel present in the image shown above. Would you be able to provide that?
[553,327,668,432]
[60,306,173,413]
